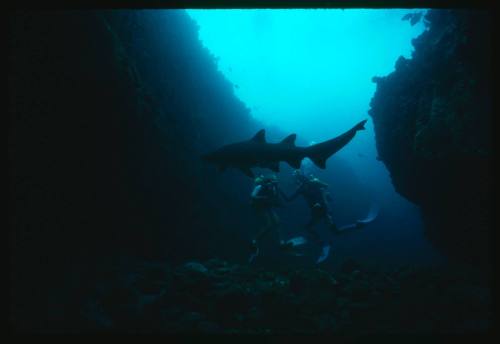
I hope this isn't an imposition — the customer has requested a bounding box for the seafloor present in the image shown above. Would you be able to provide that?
[52,258,491,334]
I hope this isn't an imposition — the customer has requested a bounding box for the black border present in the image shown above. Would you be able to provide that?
[5,0,498,10]
[6,0,498,340]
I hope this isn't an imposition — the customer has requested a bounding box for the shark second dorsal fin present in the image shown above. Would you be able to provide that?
[280,134,296,146]
[251,129,266,143]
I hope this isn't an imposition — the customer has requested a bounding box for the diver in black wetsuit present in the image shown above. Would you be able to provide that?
[287,170,365,245]
[249,174,289,256]
[287,170,336,245]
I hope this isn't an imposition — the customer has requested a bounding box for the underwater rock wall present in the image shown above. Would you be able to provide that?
[8,10,372,330]
[8,10,256,266]
[8,10,260,330]
[99,10,263,262]
[369,10,492,267]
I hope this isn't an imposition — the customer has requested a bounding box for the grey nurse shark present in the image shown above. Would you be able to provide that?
[201,119,367,177]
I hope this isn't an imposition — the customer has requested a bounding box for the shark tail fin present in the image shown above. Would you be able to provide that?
[306,119,368,169]
[354,119,367,131]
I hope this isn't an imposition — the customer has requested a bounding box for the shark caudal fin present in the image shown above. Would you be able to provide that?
[354,119,367,131]
[307,119,367,169]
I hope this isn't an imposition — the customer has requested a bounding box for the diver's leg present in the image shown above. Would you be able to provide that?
[269,210,289,249]
[305,215,323,245]
[270,209,281,240]
[326,213,340,234]
[255,209,273,243]
[250,208,270,252]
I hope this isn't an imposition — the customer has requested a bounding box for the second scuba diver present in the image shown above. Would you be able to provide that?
[248,171,368,263]
[249,175,291,260]
[286,170,366,262]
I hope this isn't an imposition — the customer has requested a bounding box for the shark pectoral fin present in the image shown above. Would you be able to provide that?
[286,159,302,169]
[239,166,255,178]
[280,134,297,146]
[311,157,326,169]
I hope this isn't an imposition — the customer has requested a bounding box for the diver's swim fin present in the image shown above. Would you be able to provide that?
[280,236,307,256]
[357,203,380,224]
[316,244,331,264]
[286,236,307,247]
[248,246,259,264]
[336,203,380,233]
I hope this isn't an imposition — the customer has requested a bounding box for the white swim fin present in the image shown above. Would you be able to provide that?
[248,246,259,264]
[316,244,331,264]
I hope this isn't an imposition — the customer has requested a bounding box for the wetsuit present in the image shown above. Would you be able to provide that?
[250,180,286,246]
[289,178,337,244]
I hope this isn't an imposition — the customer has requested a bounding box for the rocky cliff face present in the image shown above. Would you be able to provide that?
[369,10,492,267]
[8,10,261,330]
[8,10,372,331]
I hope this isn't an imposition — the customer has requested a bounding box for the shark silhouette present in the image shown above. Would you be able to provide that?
[202,119,367,177]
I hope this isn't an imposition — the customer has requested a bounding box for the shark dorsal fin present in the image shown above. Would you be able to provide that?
[280,134,296,146]
[251,129,266,143]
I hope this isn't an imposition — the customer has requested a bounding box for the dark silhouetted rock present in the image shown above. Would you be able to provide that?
[369,10,492,267]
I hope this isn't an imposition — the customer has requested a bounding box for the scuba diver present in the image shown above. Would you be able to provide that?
[249,174,290,262]
[287,170,366,263]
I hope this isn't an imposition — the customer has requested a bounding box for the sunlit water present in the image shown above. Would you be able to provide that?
[186,9,445,266]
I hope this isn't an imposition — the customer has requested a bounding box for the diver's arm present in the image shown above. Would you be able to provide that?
[315,180,331,202]
[251,185,266,199]
[321,190,333,209]
[321,192,328,206]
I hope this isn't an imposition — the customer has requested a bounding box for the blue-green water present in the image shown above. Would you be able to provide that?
[187,9,424,148]
[186,9,444,266]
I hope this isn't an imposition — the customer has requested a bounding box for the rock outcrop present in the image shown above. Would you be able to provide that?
[369,10,492,267]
